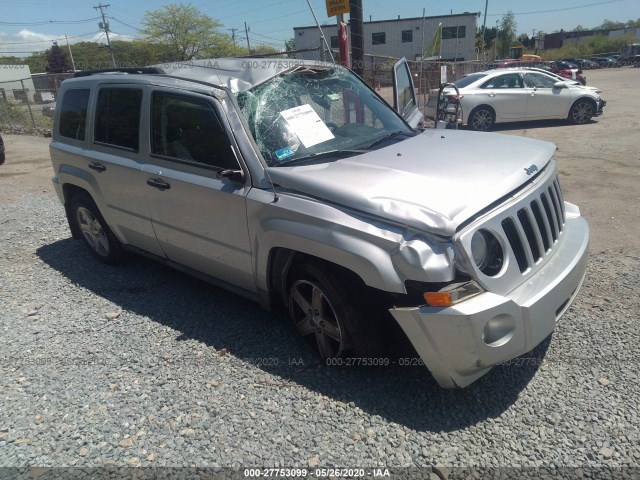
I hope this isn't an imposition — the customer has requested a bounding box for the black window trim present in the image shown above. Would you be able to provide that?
[149,89,242,173]
[93,86,143,152]
[58,87,91,142]
[372,32,386,45]
[401,29,413,43]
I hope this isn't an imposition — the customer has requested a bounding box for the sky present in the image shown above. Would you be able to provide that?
[1,0,639,57]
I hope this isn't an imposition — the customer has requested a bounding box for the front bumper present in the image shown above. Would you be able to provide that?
[390,214,589,388]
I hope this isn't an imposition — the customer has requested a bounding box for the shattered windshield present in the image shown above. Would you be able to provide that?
[236,65,414,166]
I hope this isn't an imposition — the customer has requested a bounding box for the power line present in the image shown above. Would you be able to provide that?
[0,32,100,45]
[487,0,624,16]
[0,17,100,26]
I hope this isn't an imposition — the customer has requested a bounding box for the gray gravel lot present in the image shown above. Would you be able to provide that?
[1,69,640,478]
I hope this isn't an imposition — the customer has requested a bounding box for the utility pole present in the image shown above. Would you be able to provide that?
[244,22,251,53]
[349,0,363,76]
[65,34,77,73]
[481,0,488,64]
[228,28,238,46]
[305,0,333,63]
[94,3,116,68]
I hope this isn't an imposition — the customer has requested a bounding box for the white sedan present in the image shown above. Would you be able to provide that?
[426,68,606,131]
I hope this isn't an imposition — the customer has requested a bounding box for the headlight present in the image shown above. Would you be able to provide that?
[459,230,504,277]
[471,230,489,269]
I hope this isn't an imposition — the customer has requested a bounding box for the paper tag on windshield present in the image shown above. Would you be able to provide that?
[280,104,334,148]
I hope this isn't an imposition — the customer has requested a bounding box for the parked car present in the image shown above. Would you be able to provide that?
[493,60,587,85]
[0,132,5,165]
[550,61,587,85]
[41,102,56,118]
[49,59,589,388]
[561,58,599,69]
[426,68,605,131]
[518,67,602,93]
[589,56,619,68]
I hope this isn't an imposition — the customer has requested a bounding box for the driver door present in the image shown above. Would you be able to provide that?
[392,58,423,128]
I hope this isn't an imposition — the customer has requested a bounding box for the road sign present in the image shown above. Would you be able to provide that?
[326,0,349,17]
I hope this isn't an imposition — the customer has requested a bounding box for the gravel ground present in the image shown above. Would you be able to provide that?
[1,192,639,478]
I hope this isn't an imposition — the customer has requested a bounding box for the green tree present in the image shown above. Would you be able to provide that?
[45,42,70,73]
[285,38,296,52]
[626,18,640,28]
[600,19,625,29]
[573,25,585,31]
[141,4,227,61]
[496,11,517,59]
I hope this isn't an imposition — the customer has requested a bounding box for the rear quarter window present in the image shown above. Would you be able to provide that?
[59,89,90,141]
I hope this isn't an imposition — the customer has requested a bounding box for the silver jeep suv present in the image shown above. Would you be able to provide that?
[49,59,589,388]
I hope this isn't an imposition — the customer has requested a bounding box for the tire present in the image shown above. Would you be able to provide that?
[287,262,382,360]
[69,192,125,264]
[468,106,495,132]
[568,99,594,125]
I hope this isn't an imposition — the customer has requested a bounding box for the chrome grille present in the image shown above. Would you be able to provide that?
[501,177,566,273]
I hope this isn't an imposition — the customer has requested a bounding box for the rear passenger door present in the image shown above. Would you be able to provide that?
[142,89,255,293]
[86,86,165,256]
[478,73,528,120]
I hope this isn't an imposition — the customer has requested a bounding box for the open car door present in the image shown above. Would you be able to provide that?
[392,58,423,128]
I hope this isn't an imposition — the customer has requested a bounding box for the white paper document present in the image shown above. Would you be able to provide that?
[280,104,335,148]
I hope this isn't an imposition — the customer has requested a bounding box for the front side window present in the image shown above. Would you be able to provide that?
[59,89,90,140]
[95,88,142,150]
[523,72,558,88]
[372,32,386,45]
[394,62,416,117]
[151,92,235,169]
[481,73,524,89]
[236,66,413,167]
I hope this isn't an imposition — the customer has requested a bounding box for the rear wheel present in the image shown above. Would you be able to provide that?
[468,106,495,131]
[69,192,125,264]
[569,99,594,124]
[287,262,382,360]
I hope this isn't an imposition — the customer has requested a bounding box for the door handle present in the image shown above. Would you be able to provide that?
[88,162,106,172]
[146,178,171,191]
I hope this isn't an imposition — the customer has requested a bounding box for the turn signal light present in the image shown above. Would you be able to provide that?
[423,281,484,307]
[424,292,454,307]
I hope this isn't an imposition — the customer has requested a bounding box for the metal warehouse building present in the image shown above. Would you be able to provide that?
[293,12,479,62]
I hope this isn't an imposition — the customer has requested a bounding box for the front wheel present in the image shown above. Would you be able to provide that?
[569,99,594,124]
[69,192,125,264]
[468,107,495,131]
[287,262,382,360]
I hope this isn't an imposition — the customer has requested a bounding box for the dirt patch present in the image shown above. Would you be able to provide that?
[1,67,638,256]
[0,134,55,202]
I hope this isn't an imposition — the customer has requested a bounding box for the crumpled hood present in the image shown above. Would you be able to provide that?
[267,129,555,236]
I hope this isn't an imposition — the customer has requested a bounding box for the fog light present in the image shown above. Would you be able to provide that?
[483,314,516,347]
[424,281,484,307]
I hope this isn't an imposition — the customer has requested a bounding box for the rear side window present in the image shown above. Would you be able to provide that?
[95,88,142,150]
[151,92,236,169]
[59,89,90,140]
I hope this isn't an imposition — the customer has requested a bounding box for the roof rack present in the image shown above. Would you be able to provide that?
[74,67,165,78]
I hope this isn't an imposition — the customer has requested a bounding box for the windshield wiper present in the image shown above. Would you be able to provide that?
[278,149,366,166]
[363,130,409,150]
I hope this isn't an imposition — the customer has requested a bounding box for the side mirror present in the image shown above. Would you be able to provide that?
[553,81,567,89]
[216,169,245,183]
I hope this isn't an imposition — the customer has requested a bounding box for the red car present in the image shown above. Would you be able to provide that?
[492,59,587,85]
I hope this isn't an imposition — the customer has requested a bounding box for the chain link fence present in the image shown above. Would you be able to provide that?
[0,73,72,134]
[0,53,486,133]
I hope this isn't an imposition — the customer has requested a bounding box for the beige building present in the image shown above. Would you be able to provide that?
[0,64,36,102]
[293,12,479,63]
